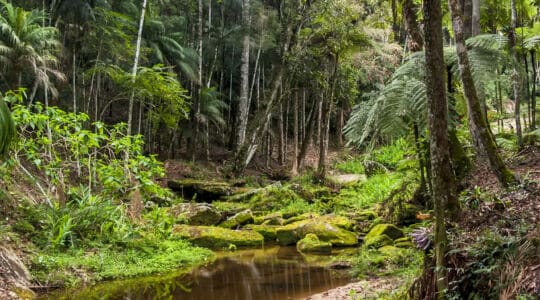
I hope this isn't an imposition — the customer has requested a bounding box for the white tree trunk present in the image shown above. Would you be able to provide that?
[236,0,251,152]
[472,0,480,36]
[127,0,148,136]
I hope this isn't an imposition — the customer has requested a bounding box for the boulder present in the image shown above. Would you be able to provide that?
[0,246,34,298]
[167,179,231,202]
[173,225,264,249]
[244,224,278,241]
[276,216,358,247]
[170,203,222,226]
[297,234,332,254]
[394,237,415,248]
[365,224,404,241]
[219,209,254,229]
[363,234,393,249]
[363,160,388,177]
[259,212,285,226]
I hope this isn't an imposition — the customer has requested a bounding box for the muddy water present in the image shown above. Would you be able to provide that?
[42,246,354,300]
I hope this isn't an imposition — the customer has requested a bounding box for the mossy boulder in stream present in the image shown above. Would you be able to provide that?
[167,179,232,202]
[244,224,277,241]
[276,216,358,247]
[297,234,332,254]
[173,225,264,249]
[219,209,254,229]
[170,203,222,226]
[363,224,404,249]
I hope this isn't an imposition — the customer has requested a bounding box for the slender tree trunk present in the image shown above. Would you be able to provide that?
[291,89,299,175]
[531,50,537,129]
[127,0,148,136]
[524,53,532,128]
[192,0,204,161]
[72,49,77,113]
[391,0,401,43]
[448,0,516,187]
[424,1,457,296]
[298,101,316,169]
[401,0,424,52]
[235,0,251,152]
[462,0,473,40]
[278,103,285,166]
[472,0,481,36]
[509,0,523,149]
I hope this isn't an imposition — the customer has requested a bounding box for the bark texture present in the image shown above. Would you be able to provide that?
[448,0,516,187]
[401,0,424,52]
[423,0,456,296]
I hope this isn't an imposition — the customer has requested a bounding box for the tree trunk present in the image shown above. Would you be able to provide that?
[401,0,424,52]
[391,0,401,43]
[127,0,148,136]
[235,0,251,152]
[471,0,481,36]
[298,102,316,170]
[509,0,523,149]
[291,89,299,175]
[531,50,537,130]
[278,103,285,166]
[424,0,457,296]
[192,0,204,161]
[448,0,516,187]
[461,0,473,40]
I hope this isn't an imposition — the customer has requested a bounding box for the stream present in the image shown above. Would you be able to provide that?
[40,246,356,300]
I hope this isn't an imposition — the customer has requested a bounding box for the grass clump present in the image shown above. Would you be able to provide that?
[31,239,213,286]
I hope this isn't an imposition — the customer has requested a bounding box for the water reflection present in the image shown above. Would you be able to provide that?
[41,246,353,300]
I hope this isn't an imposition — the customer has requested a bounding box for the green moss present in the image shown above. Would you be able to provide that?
[173,225,264,249]
[365,224,404,241]
[297,234,332,254]
[244,224,277,241]
[218,210,254,229]
[276,216,358,247]
[363,234,393,249]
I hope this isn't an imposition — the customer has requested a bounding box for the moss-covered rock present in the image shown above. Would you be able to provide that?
[170,203,222,226]
[167,179,232,202]
[363,234,393,249]
[393,237,414,248]
[172,225,264,249]
[283,213,318,225]
[259,212,285,226]
[218,209,254,229]
[244,224,278,241]
[297,234,332,254]
[276,216,358,247]
[365,224,404,241]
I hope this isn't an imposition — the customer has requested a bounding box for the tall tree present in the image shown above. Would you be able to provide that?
[448,0,516,187]
[401,0,423,52]
[423,0,457,296]
[509,0,523,148]
[127,0,148,136]
[235,0,251,152]
[472,0,481,36]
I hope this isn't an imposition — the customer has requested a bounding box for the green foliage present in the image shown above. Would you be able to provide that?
[7,97,171,201]
[371,138,413,170]
[334,157,365,174]
[351,246,422,279]
[0,91,15,157]
[332,172,409,212]
[31,239,213,286]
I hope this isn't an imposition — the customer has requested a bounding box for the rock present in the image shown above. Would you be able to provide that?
[365,224,404,241]
[244,224,277,241]
[276,216,358,247]
[328,261,352,269]
[297,234,332,254]
[167,179,231,202]
[363,160,388,177]
[283,213,318,225]
[218,209,254,229]
[170,203,222,226]
[0,246,34,298]
[259,212,285,226]
[225,182,282,202]
[394,237,414,248]
[363,234,393,249]
[173,225,264,249]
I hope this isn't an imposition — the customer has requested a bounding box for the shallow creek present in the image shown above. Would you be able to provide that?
[41,246,356,300]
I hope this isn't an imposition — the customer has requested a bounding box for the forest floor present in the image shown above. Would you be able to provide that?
[307,145,540,299]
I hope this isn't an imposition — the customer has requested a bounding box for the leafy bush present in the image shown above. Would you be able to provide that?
[335,157,365,174]
[6,94,171,202]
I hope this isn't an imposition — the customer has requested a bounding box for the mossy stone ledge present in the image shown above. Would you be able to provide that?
[172,225,264,249]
